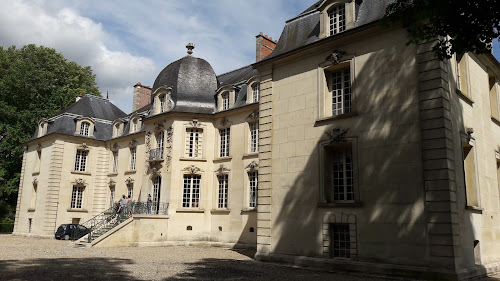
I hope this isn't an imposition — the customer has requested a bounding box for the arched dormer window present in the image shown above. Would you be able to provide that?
[216,85,236,111]
[222,92,229,110]
[152,86,173,115]
[129,115,142,134]
[75,117,95,137]
[319,0,356,39]
[37,119,48,137]
[112,120,124,138]
[246,75,261,104]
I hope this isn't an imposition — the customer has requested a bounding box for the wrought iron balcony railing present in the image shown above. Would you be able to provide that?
[149,148,164,161]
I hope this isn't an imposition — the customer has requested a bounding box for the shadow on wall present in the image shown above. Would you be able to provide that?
[0,258,137,281]
[269,37,479,275]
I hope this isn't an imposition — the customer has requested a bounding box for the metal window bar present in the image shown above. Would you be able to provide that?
[218,174,228,208]
[331,223,350,258]
[249,171,258,208]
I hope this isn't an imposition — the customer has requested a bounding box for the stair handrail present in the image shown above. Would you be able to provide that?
[81,205,118,231]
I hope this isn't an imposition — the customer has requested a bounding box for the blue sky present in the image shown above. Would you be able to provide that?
[0,0,498,113]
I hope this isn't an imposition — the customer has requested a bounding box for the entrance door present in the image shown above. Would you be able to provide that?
[152,176,161,214]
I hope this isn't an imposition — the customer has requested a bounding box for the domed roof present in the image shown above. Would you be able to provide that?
[152,48,218,114]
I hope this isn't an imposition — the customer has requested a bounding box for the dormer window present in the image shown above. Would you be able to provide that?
[133,119,138,132]
[222,92,229,110]
[129,117,141,134]
[159,94,166,112]
[152,86,172,114]
[328,5,345,36]
[252,83,260,103]
[80,122,90,136]
[37,120,48,137]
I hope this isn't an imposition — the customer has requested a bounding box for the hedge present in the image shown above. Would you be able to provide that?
[0,223,14,233]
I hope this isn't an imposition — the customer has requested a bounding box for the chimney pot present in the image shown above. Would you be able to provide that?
[265,35,268,38]
[259,32,263,35]
[274,40,278,43]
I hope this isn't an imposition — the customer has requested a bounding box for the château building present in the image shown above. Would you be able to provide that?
[13,0,500,279]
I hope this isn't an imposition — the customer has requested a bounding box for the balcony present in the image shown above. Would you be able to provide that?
[149,148,164,162]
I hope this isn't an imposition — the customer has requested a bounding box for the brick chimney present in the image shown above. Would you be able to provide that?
[256,32,278,62]
[132,82,152,111]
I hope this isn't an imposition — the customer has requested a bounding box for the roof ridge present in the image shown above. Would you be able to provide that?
[217,64,253,77]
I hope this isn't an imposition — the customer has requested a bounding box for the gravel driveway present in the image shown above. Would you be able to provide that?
[1,235,499,281]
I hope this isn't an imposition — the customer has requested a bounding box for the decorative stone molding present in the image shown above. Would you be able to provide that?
[245,161,259,171]
[110,143,119,152]
[32,178,38,185]
[128,139,138,148]
[189,119,200,128]
[326,50,346,65]
[165,126,173,171]
[246,110,259,122]
[78,143,90,150]
[496,150,500,161]
[125,177,134,185]
[150,167,161,178]
[154,122,164,132]
[218,117,232,128]
[36,144,42,152]
[183,165,203,174]
[74,178,87,186]
[215,164,230,175]
[325,128,349,143]
[108,179,116,187]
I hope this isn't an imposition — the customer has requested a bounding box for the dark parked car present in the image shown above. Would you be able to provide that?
[55,224,89,240]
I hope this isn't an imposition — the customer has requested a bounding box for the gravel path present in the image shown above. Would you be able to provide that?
[0,235,499,281]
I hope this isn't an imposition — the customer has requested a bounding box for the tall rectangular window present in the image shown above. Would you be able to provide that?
[222,93,229,110]
[152,176,161,213]
[463,144,479,207]
[71,186,84,209]
[219,128,230,157]
[112,151,118,173]
[324,144,355,203]
[328,5,345,36]
[330,223,350,258]
[218,174,228,209]
[127,183,134,199]
[130,148,136,170]
[80,121,90,136]
[330,67,351,116]
[159,95,166,112]
[183,174,201,208]
[74,150,88,172]
[157,131,164,157]
[186,129,202,158]
[250,122,259,153]
[252,83,260,102]
[109,187,115,208]
[249,171,258,208]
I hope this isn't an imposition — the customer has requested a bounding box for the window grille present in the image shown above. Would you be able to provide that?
[249,171,258,208]
[80,122,90,136]
[130,148,136,170]
[252,83,260,102]
[222,93,229,110]
[332,146,354,201]
[330,67,351,116]
[250,122,259,153]
[218,174,228,209]
[331,223,350,258]
[71,186,84,209]
[219,128,230,157]
[183,174,201,208]
[74,150,88,172]
[328,5,345,36]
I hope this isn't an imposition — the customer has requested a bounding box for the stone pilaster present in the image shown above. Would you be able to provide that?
[417,41,461,269]
[13,150,27,233]
[257,67,273,254]
[42,140,64,234]
[92,147,109,215]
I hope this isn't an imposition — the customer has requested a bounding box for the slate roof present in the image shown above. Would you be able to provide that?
[57,94,126,121]
[262,0,394,61]
[216,65,260,112]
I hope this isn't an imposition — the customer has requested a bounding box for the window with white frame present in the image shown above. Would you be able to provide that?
[324,144,354,202]
[252,83,260,102]
[30,183,37,209]
[74,150,88,172]
[217,174,228,209]
[222,92,229,110]
[249,171,258,208]
[250,122,259,153]
[109,187,115,207]
[219,128,230,157]
[130,148,136,170]
[152,176,161,213]
[71,186,84,209]
[112,151,118,173]
[80,121,90,136]
[114,123,121,137]
[186,128,202,158]
[157,131,164,157]
[329,66,352,116]
[183,174,201,208]
[132,118,138,133]
[159,94,166,112]
[330,223,350,258]
[127,183,134,199]
[328,5,345,36]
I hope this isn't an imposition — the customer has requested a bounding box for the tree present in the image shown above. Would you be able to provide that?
[383,0,500,60]
[0,44,100,218]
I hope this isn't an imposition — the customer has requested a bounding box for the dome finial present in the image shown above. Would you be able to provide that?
[186,43,195,55]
